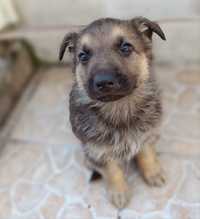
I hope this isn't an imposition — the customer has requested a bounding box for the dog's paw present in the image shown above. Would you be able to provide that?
[108,186,131,209]
[144,167,166,187]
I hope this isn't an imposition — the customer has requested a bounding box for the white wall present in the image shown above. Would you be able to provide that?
[10,0,200,64]
[14,0,200,26]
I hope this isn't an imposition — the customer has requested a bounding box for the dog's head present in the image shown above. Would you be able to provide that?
[59,17,166,102]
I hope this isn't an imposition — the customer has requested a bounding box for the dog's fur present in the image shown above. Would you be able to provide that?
[59,17,166,209]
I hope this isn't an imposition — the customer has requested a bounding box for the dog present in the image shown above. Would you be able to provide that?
[59,17,166,209]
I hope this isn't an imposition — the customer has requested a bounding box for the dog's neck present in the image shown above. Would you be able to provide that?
[73,71,160,127]
[99,80,158,124]
[81,75,158,124]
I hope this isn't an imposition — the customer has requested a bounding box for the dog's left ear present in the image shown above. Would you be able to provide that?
[132,17,166,41]
[59,32,78,61]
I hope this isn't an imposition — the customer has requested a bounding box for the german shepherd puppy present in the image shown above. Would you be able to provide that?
[59,17,166,209]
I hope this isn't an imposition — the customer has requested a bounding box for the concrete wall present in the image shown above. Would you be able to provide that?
[14,0,200,26]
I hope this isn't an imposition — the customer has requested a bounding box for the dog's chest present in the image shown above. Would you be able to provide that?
[110,129,142,161]
[85,132,141,164]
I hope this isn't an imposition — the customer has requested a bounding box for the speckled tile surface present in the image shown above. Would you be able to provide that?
[0,65,200,219]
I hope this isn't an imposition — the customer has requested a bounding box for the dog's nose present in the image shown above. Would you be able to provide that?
[93,73,118,92]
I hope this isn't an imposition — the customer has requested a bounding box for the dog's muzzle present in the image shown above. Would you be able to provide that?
[88,69,136,102]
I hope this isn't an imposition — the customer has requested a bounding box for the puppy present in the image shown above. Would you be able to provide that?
[59,17,166,209]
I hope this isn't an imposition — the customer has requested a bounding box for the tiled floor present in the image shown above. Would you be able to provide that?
[0,65,200,219]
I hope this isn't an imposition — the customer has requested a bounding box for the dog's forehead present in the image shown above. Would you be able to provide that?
[80,27,122,42]
[79,20,133,47]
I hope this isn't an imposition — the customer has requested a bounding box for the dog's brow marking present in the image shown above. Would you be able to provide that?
[76,66,85,90]
[111,26,125,38]
[139,53,149,81]
[80,34,92,46]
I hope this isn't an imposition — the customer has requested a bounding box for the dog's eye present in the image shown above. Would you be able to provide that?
[119,42,133,56]
[78,51,90,63]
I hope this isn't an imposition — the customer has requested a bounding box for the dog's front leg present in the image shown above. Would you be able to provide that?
[136,143,166,187]
[100,160,131,209]
[86,157,131,209]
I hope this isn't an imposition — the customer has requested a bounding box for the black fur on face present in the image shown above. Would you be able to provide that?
[86,63,137,102]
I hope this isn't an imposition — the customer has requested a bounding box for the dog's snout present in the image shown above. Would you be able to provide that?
[93,73,118,92]
[88,67,135,102]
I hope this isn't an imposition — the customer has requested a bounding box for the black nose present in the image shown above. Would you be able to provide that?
[93,73,118,92]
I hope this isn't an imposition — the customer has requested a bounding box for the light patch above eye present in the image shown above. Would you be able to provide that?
[138,53,150,81]
[80,34,92,45]
[111,26,126,38]
[79,34,96,53]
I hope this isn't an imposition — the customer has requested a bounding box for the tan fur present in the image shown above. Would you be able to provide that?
[75,66,86,90]
[104,161,127,191]
[111,26,126,38]
[137,53,150,82]
[136,144,165,186]
[100,160,131,209]
[80,34,92,46]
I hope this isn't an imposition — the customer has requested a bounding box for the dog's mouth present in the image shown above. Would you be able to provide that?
[88,83,136,102]
[93,85,135,102]
[96,94,126,102]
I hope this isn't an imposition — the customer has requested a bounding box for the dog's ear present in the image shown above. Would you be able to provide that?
[132,17,166,41]
[59,32,78,61]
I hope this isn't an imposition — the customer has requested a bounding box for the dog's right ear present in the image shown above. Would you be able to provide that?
[131,17,166,41]
[59,32,78,61]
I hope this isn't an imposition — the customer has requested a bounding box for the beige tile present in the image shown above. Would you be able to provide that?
[139,213,165,219]
[40,194,65,219]
[176,69,200,86]
[84,183,118,218]
[48,164,88,197]
[175,164,200,204]
[13,180,48,213]
[126,155,184,213]
[10,67,76,145]
[177,87,200,112]
[119,210,139,219]
[163,113,200,141]
[192,161,200,179]
[25,152,54,184]
[0,141,45,188]
[58,203,93,219]
[10,211,43,219]
[168,203,200,219]
[0,190,12,219]
[157,137,200,158]
[48,143,73,171]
